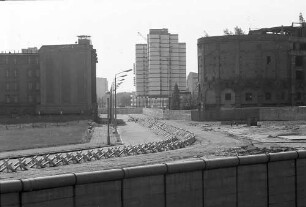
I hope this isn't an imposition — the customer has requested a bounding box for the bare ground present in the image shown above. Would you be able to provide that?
[1,115,306,180]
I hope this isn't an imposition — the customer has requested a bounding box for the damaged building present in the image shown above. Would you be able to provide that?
[197,21,306,109]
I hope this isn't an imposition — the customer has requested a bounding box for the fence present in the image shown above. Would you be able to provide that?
[1,151,306,206]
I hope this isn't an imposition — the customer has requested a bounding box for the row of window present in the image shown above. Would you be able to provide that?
[5,95,39,103]
[5,83,40,91]
[0,57,39,65]
[5,69,40,78]
[224,92,285,102]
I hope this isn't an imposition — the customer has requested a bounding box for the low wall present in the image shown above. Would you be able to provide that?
[143,108,191,120]
[1,151,306,207]
[191,108,259,121]
[260,106,306,121]
[143,108,164,119]
[192,106,306,121]
[99,107,143,115]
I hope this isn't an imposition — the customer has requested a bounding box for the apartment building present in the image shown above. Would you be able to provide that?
[135,28,186,108]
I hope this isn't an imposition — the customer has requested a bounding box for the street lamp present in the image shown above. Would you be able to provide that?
[106,91,111,145]
[113,69,132,133]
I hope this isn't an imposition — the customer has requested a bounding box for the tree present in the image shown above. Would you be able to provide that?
[299,12,305,23]
[223,26,245,35]
[223,28,233,35]
[234,26,245,35]
[170,83,180,110]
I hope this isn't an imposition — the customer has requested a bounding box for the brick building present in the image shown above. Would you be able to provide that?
[0,36,97,115]
[198,22,306,109]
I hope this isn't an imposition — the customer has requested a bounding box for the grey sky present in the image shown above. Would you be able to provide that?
[1,0,305,92]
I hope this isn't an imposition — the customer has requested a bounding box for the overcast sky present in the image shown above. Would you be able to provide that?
[1,0,305,92]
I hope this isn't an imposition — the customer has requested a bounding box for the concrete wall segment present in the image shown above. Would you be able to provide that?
[123,163,167,179]
[296,150,306,160]
[0,180,22,194]
[123,175,165,207]
[165,160,205,174]
[75,169,124,185]
[204,157,239,169]
[21,173,76,191]
[269,151,299,162]
[166,171,203,207]
[238,154,269,165]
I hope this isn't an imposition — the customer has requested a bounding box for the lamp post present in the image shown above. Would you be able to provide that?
[106,91,111,145]
[113,69,132,133]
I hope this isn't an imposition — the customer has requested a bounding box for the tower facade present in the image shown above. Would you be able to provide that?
[135,28,186,108]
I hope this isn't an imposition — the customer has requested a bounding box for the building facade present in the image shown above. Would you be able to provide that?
[186,72,198,97]
[0,36,97,115]
[96,77,108,108]
[0,51,40,114]
[198,22,306,109]
[135,28,186,108]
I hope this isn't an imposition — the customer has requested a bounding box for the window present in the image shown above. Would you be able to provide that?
[35,83,40,90]
[14,70,17,77]
[14,83,18,91]
[6,96,10,103]
[14,96,18,103]
[35,70,40,77]
[6,83,10,91]
[225,93,231,101]
[14,58,16,64]
[265,92,271,100]
[28,96,33,103]
[266,56,271,64]
[295,56,303,67]
[28,70,32,77]
[28,83,33,90]
[297,92,302,100]
[296,70,304,81]
[300,43,306,50]
[245,93,253,101]
[281,92,285,100]
[6,70,9,77]
[36,96,40,103]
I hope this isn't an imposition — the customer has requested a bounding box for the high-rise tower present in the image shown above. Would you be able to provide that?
[135,28,186,108]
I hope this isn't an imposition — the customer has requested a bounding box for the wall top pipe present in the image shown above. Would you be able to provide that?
[75,169,124,185]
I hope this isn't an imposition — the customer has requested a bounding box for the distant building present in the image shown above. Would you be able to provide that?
[135,28,186,108]
[186,72,198,96]
[96,77,108,99]
[0,36,98,115]
[96,77,108,108]
[0,52,40,114]
[198,21,306,109]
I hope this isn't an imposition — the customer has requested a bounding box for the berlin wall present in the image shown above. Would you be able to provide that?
[1,151,306,207]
